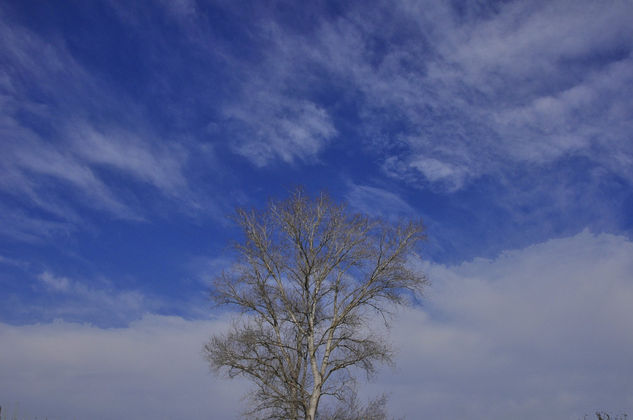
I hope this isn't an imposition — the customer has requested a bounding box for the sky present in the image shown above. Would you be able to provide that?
[0,0,632,418]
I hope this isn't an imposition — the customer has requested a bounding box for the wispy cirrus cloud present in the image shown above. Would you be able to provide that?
[346,183,416,220]
[399,2,630,186]
[224,92,337,166]
[2,131,139,219]
[28,270,153,326]
[228,0,632,190]
[0,202,76,244]
[0,254,29,269]
[67,122,189,197]
[395,1,633,186]
[37,271,71,292]
[110,1,339,168]
[0,5,202,241]
[216,21,338,166]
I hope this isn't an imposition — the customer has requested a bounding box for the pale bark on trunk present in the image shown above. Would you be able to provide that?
[307,388,320,420]
[307,300,322,420]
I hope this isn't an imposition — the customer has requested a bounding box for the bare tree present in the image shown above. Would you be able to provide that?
[205,188,426,419]
[317,391,396,420]
[586,413,629,420]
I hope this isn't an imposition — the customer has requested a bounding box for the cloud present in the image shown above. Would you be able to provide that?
[156,0,198,21]
[3,132,138,219]
[67,121,189,197]
[384,154,471,192]
[3,231,631,419]
[0,7,202,241]
[0,205,76,244]
[346,183,416,220]
[21,270,156,326]
[372,230,633,419]
[407,0,633,184]
[239,0,633,190]
[0,314,246,420]
[37,271,71,292]
[223,80,337,167]
[186,255,233,287]
[171,6,344,168]
[0,255,29,268]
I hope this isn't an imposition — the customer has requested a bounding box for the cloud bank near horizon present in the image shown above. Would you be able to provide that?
[2,230,631,419]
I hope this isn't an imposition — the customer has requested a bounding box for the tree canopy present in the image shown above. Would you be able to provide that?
[205,188,426,419]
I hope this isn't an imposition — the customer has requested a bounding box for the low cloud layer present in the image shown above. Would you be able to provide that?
[381,230,633,419]
[2,231,631,419]
[0,315,246,420]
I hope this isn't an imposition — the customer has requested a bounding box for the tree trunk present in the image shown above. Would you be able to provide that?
[307,386,321,420]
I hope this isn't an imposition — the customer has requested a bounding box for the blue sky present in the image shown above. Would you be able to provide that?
[1,1,632,418]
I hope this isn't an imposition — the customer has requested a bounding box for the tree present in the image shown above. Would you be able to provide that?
[204,188,426,419]
[585,413,629,420]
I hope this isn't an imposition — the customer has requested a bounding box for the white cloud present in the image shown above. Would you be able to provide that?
[439,1,632,90]
[68,121,189,196]
[374,230,633,419]
[414,0,633,180]
[186,255,233,286]
[0,314,246,420]
[0,255,28,268]
[5,133,137,219]
[409,157,456,182]
[0,205,76,243]
[27,271,155,325]
[2,117,193,223]
[346,183,416,220]
[4,231,632,419]
[38,271,71,292]
[256,0,633,190]
[157,0,198,20]
[0,10,203,240]
[407,155,471,191]
[226,92,337,167]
